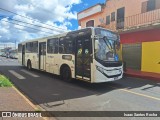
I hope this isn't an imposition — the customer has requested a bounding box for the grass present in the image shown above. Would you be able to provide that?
[0,74,13,87]
[35,108,41,112]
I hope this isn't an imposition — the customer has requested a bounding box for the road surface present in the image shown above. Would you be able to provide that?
[0,56,160,120]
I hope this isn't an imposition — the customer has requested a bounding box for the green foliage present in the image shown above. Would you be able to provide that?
[0,75,12,87]
[35,108,41,112]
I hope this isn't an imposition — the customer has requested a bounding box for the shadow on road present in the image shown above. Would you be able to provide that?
[0,65,159,106]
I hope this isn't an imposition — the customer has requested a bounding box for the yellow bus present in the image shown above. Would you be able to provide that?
[18,27,123,83]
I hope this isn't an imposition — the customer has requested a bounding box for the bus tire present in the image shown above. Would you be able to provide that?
[60,66,72,82]
[27,60,32,70]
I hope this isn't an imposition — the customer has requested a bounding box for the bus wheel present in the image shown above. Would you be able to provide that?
[61,66,72,82]
[27,61,32,70]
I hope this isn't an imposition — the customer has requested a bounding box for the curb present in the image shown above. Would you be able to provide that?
[12,86,49,120]
[124,73,160,82]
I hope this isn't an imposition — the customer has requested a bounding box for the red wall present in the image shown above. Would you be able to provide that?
[120,28,160,44]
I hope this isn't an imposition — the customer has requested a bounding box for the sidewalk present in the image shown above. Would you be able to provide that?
[0,87,46,120]
[124,69,160,81]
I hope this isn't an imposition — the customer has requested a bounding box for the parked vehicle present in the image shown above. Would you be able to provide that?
[0,52,4,56]
[6,52,10,58]
[1,53,6,57]
[10,52,18,59]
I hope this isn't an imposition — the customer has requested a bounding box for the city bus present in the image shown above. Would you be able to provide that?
[18,27,123,83]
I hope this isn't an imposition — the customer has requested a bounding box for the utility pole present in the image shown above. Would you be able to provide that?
[15,40,16,49]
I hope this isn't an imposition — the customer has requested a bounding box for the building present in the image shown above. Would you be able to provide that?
[78,0,160,74]
[0,43,16,50]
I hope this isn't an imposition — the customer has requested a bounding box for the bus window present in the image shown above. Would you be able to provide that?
[26,42,32,53]
[32,41,38,53]
[59,37,73,54]
[26,42,38,53]
[26,43,29,53]
[47,38,58,54]
[18,44,22,53]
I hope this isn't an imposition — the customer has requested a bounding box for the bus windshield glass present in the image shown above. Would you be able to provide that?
[95,28,120,62]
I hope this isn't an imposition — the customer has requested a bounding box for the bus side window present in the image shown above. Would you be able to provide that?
[47,38,58,54]
[59,38,65,53]
[18,44,22,53]
[77,40,83,56]
[26,43,32,53]
[66,37,73,54]
[55,39,59,53]
[32,41,38,53]
[59,36,73,54]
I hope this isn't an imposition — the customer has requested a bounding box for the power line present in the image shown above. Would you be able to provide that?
[0,21,53,40]
[13,18,67,32]
[0,7,68,32]
[1,19,54,35]
[0,16,65,33]
[0,7,67,32]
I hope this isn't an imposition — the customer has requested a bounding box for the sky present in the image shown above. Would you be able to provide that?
[0,0,105,44]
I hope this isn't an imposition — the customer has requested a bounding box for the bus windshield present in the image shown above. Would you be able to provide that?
[95,28,120,62]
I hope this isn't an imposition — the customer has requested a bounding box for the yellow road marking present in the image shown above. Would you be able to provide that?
[12,86,49,120]
[109,86,160,101]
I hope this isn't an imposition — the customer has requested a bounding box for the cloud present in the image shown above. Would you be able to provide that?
[0,0,81,44]
[0,0,17,11]
[14,0,81,22]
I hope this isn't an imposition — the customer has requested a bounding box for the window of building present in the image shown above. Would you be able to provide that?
[147,0,156,11]
[59,36,73,54]
[106,15,110,25]
[111,12,115,22]
[47,38,58,53]
[142,0,156,13]
[18,44,22,52]
[142,1,147,13]
[86,20,94,27]
[116,7,125,29]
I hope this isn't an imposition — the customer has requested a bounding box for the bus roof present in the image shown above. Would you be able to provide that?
[18,27,117,44]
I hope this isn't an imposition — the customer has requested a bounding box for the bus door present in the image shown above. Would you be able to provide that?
[22,45,25,65]
[75,36,92,81]
[39,42,46,70]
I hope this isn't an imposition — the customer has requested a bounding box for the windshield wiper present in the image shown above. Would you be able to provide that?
[94,35,113,51]
[103,36,113,50]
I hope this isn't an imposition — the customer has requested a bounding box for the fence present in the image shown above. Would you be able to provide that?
[105,8,160,32]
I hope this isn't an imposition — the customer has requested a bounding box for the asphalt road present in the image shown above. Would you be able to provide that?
[0,56,19,66]
[0,56,160,120]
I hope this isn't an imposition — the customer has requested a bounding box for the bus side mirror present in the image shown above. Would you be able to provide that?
[95,40,99,50]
